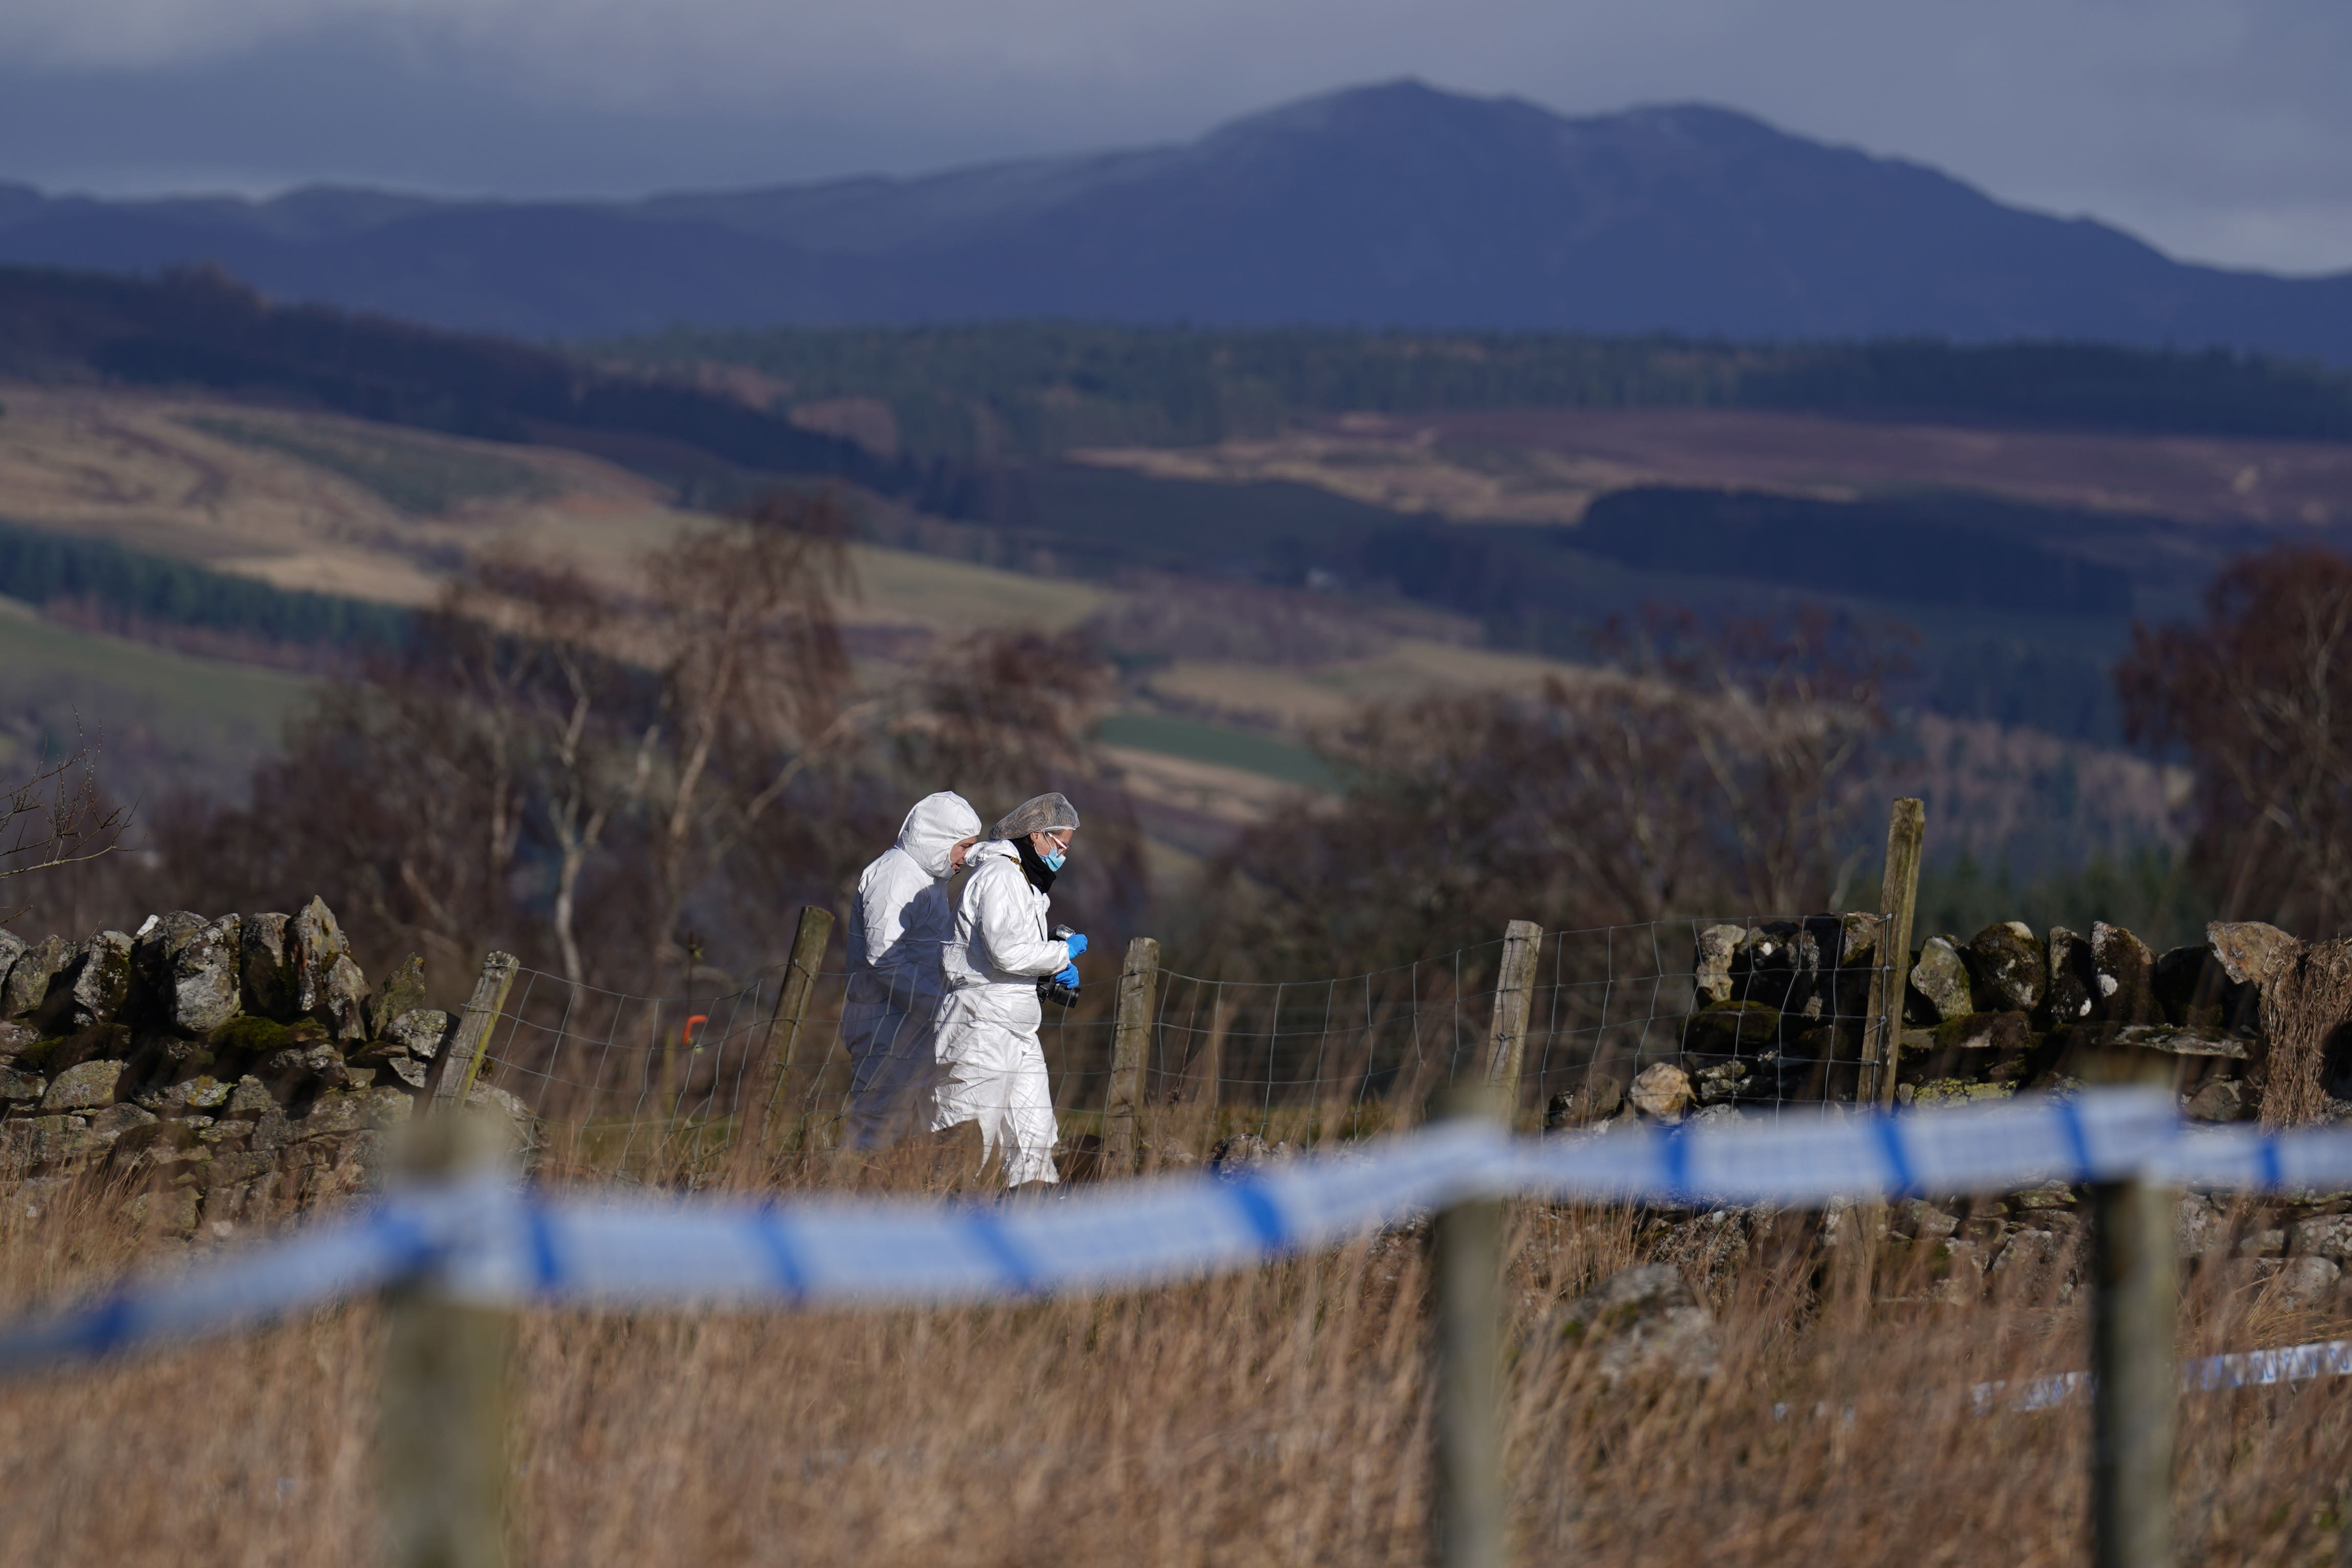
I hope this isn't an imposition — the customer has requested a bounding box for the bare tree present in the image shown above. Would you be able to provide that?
[2118,544,2352,936]
[1,729,131,924]
[1615,606,1901,914]
[1191,608,1897,977]
[635,492,859,968]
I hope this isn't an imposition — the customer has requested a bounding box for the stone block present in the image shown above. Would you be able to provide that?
[136,1075,234,1116]
[1534,1263,1720,1385]
[88,1102,157,1145]
[1909,937,1974,1022]
[3,1114,99,1168]
[224,1075,277,1117]
[130,1185,203,1239]
[2208,921,2303,989]
[295,1086,412,1139]
[1629,1062,1692,1122]
[1546,1074,1623,1129]
[39,1058,123,1112]
[320,955,368,1044]
[2,936,70,1021]
[289,897,353,1015]
[378,1056,428,1090]
[363,954,428,1038]
[1909,1078,2014,1107]
[1692,1059,1755,1105]
[2090,922,2162,1026]
[2109,1023,2251,1060]
[240,911,298,1019]
[385,1010,453,1060]
[1968,922,2045,1012]
[1988,1226,2077,1302]
[142,913,242,1036]
[2047,927,2097,1025]
[1899,1199,1962,1241]
[2186,1078,2255,1123]
[1837,912,1880,969]
[66,932,133,1029]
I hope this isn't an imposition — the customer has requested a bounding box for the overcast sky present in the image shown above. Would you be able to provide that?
[1,0,2347,276]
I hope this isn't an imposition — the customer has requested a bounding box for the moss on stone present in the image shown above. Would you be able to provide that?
[209,1016,293,1056]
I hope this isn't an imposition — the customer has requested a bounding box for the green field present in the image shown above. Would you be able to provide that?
[1094,712,1337,789]
[181,415,556,516]
[0,598,311,802]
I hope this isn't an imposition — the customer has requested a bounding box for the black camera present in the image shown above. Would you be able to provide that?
[1037,925,1081,1009]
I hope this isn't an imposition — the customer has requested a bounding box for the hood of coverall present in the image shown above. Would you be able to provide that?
[896,791,983,880]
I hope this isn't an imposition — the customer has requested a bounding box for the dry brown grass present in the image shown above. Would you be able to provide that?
[1078,406,2352,530]
[0,1161,2348,1567]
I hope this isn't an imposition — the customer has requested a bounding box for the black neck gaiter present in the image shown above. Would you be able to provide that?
[1013,835,1058,893]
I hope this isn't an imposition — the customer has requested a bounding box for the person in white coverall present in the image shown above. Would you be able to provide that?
[841,791,983,1147]
[932,791,1088,1188]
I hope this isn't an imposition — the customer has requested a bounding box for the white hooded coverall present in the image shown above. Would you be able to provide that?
[841,791,981,1147]
[930,838,1072,1185]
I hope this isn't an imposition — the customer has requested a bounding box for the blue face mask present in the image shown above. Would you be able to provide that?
[1041,847,1066,872]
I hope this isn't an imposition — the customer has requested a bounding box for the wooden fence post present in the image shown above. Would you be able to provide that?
[431,951,519,1107]
[2092,1172,2178,1568]
[1430,1081,1507,1568]
[1104,937,1160,1173]
[1482,921,1543,1119]
[381,1111,514,1568]
[1863,799,1926,1109]
[729,905,834,1183]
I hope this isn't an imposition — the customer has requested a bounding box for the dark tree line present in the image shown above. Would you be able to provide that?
[604,320,2352,465]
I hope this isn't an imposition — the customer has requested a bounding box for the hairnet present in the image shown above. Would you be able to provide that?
[992,791,1080,842]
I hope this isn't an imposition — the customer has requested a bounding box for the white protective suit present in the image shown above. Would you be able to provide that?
[930,838,1074,1185]
[840,791,982,1147]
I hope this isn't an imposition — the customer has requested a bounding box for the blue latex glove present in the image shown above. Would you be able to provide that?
[1054,964,1081,989]
[1063,933,1089,959]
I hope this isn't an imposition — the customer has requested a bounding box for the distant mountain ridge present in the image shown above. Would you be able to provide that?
[4,81,2351,357]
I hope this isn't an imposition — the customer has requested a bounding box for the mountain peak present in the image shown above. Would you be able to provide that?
[0,81,2344,352]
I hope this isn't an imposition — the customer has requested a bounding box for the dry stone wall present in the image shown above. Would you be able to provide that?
[0,899,510,1238]
[1552,914,2323,1132]
[1545,913,2352,1312]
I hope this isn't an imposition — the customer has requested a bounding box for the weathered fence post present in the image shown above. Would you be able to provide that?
[1430,1082,1507,1568]
[1482,921,1543,1120]
[431,951,519,1107]
[1863,799,1926,1109]
[2091,1169,2178,1568]
[729,905,834,1183]
[381,1110,515,1568]
[1104,936,1160,1172]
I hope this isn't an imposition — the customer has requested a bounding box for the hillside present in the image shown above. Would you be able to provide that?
[3,83,2349,353]
[0,264,970,511]
[603,324,2352,464]
[0,264,2271,873]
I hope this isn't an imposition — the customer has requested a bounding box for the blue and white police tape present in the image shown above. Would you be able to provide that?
[0,1086,2347,1377]
[0,1177,494,1377]
[1971,1338,2352,1415]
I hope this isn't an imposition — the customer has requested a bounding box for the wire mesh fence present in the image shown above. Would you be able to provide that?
[462,910,1895,1182]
